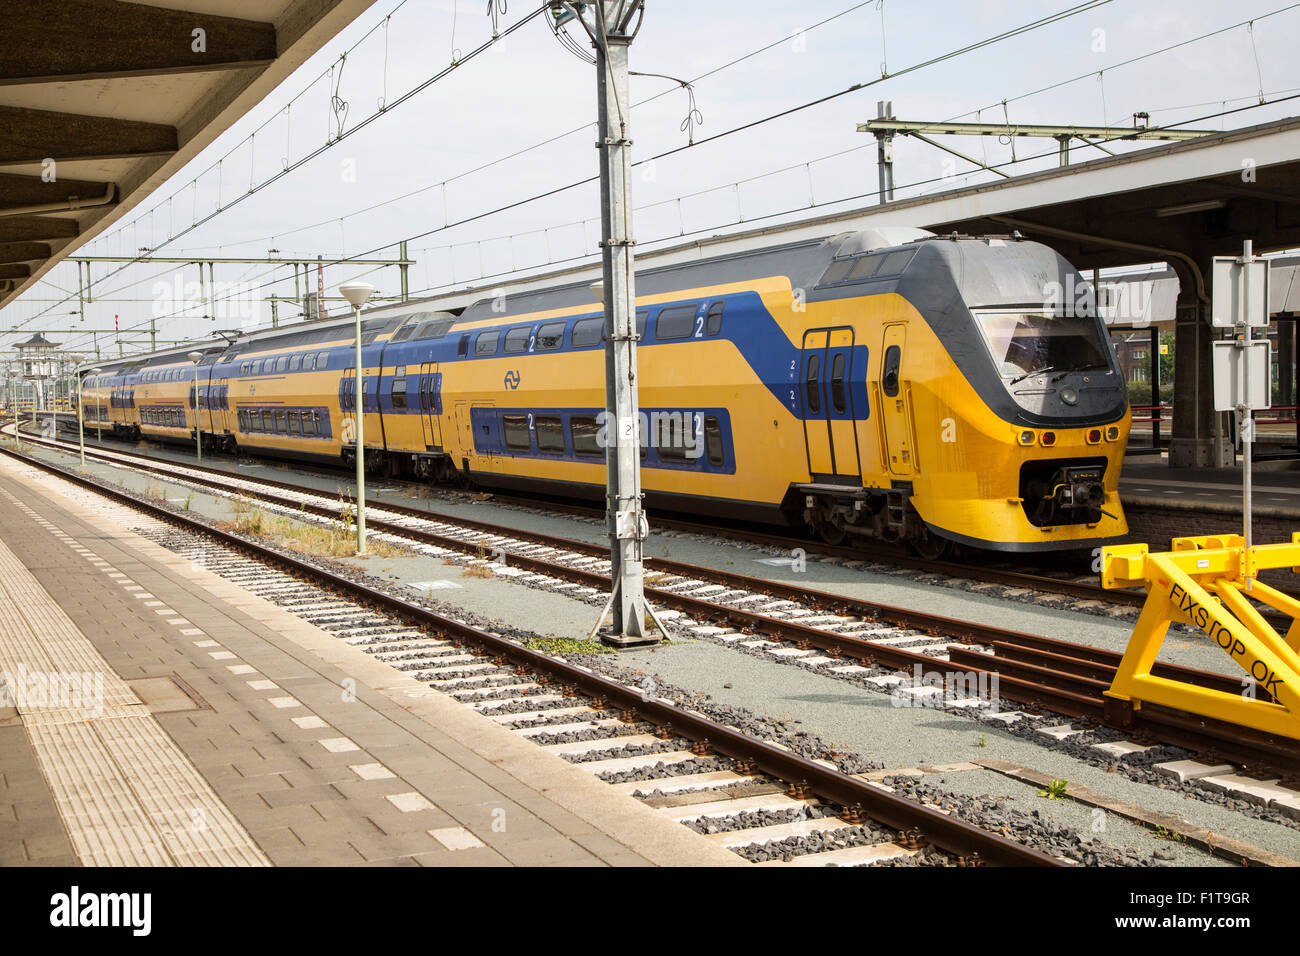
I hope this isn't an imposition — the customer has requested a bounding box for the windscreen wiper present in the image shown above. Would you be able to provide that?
[1010,366,1054,385]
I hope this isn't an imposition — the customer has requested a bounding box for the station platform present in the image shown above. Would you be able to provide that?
[1119,454,1300,516]
[0,454,738,867]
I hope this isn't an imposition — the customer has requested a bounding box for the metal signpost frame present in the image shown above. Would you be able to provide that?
[1211,240,1273,586]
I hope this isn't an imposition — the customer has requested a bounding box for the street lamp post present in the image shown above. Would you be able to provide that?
[188,351,204,462]
[79,366,102,466]
[338,282,376,553]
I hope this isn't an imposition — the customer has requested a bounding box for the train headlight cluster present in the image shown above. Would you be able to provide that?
[1018,430,1035,445]
[1060,388,1078,406]
[1086,428,1102,444]
[1105,425,1121,441]
[1040,431,1057,447]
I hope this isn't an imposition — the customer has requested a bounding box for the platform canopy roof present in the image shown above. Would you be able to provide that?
[0,0,375,310]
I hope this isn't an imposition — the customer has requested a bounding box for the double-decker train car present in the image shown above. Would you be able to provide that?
[80,228,1130,554]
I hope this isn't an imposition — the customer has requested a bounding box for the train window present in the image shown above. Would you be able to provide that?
[316,351,330,370]
[820,259,855,284]
[475,331,499,355]
[848,255,884,280]
[536,321,566,351]
[571,317,603,348]
[705,302,724,335]
[391,378,407,409]
[704,416,724,466]
[655,305,695,341]
[651,414,691,462]
[882,345,901,397]
[416,318,454,340]
[535,416,565,452]
[830,353,847,414]
[276,356,289,373]
[302,411,318,437]
[304,353,315,371]
[879,250,914,275]
[457,334,470,357]
[289,354,301,372]
[570,415,602,457]
[261,410,273,432]
[503,414,531,451]
[390,326,415,343]
[288,412,302,435]
[274,410,287,434]
[805,355,822,413]
[503,326,530,354]
[238,410,248,431]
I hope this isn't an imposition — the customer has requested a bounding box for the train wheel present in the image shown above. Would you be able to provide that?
[912,527,952,561]
[818,522,847,546]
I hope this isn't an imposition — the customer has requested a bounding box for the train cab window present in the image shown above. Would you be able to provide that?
[302,411,318,437]
[457,334,470,357]
[704,416,724,466]
[475,331,499,355]
[290,354,301,372]
[535,416,565,452]
[882,345,901,397]
[316,351,330,370]
[848,254,884,280]
[391,378,407,409]
[536,322,565,351]
[571,317,603,348]
[705,302,724,335]
[879,250,914,275]
[655,305,695,341]
[820,259,855,285]
[274,410,287,434]
[830,353,847,414]
[503,414,531,451]
[570,416,602,457]
[288,412,302,435]
[503,326,530,354]
[805,354,822,413]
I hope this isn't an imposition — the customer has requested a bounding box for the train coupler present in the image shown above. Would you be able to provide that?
[1100,533,1300,741]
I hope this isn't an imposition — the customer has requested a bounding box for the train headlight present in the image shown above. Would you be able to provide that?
[1105,425,1120,442]
[1040,432,1057,447]
[1086,428,1102,445]
[1018,430,1035,445]
[1060,388,1078,406]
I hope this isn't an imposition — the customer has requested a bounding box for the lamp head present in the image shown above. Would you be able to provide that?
[188,351,203,364]
[338,281,376,309]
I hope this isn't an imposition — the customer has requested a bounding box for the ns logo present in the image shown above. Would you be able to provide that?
[503,370,521,390]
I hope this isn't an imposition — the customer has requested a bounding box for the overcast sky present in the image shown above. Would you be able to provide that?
[10,0,1300,359]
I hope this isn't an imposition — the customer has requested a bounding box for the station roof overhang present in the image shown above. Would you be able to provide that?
[374,114,1300,317]
[0,0,376,310]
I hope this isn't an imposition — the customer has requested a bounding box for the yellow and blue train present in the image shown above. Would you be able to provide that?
[79,229,1130,554]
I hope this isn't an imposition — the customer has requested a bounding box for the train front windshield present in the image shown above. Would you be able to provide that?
[973,310,1111,381]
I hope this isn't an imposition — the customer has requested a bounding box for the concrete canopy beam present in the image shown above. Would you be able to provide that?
[0,264,31,281]
[0,172,115,212]
[0,217,79,243]
[0,106,178,166]
[0,242,51,265]
[0,0,278,85]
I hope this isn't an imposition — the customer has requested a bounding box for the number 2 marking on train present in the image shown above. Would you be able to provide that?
[694,316,704,338]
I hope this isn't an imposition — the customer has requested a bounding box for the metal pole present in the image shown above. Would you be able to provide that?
[1240,240,1254,575]
[594,0,652,645]
[78,373,85,466]
[399,240,409,303]
[1150,326,1160,448]
[354,303,366,553]
[194,362,202,462]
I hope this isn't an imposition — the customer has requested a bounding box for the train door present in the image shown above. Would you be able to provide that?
[216,378,228,436]
[419,362,442,448]
[455,401,472,464]
[339,368,357,446]
[800,328,859,478]
[879,324,913,477]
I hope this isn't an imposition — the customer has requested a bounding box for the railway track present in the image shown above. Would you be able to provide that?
[16,424,1300,781]
[0,437,1068,867]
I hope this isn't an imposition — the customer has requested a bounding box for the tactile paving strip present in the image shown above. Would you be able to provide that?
[0,501,269,866]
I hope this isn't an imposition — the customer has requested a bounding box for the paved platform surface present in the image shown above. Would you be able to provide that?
[1120,455,1300,513]
[0,454,739,867]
